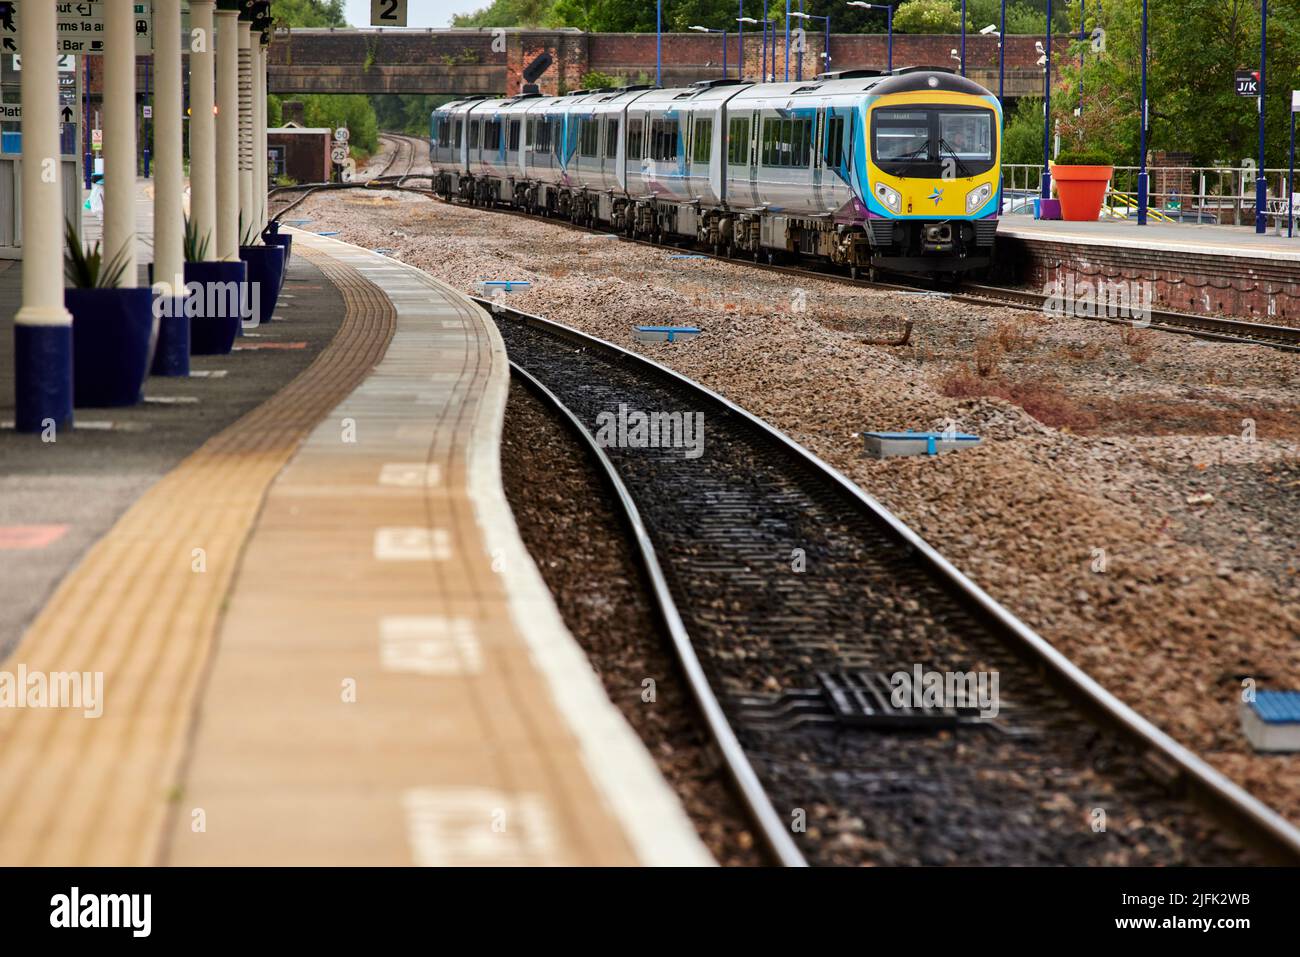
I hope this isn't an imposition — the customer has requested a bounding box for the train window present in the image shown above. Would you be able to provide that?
[484,119,501,151]
[453,119,462,148]
[761,115,813,168]
[509,120,521,151]
[823,115,843,167]
[469,120,480,149]
[437,118,451,149]
[650,118,679,162]
[692,118,712,164]
[627,118,643,160]
[605,118,619,158]
[727,117,749,165]
[579,117,600,157]
[874,110,930,161]
[938,112,993,161]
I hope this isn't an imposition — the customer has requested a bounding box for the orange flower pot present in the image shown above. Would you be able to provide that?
[1050,164,1114,221]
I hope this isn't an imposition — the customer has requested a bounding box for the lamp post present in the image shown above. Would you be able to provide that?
[846,3,892,72]
[1077,0,1084,109]
[739,17,776,80]
[1137,0,1148,224]
[690,25,729,78]
[789,12,831,80]
[1041,0,1053,201]
[784,0,791,81]
[980,24,1001,102]
[961,0,966,76]
[1000,0,1005,99]
[657,0,662,87]
[1256,0,1268,234]
[739,1,744,81]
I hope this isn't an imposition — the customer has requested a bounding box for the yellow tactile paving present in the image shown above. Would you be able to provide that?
[0,246,396,866]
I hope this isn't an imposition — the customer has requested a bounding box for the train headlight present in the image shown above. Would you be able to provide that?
[874,183,901,214]
[965,182,993,213]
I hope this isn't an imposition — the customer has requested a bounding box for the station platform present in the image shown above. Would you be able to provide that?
[997,217,1300,324]
[0,230,709,866]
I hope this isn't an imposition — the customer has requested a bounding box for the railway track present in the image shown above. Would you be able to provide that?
[324,135,1300,352]
[488,296,1300,867]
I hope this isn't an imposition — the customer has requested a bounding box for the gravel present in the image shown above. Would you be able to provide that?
[288,157,1300,828]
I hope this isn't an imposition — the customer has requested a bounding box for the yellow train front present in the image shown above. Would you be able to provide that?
[856,70,1002,278]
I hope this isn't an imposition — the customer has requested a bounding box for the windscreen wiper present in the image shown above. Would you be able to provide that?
[938,138,972,177]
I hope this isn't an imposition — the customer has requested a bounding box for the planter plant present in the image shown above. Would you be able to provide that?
[184,215,244,355]
[64,219,157,407]
[238,214,285,328]
[1050,150,1115,222]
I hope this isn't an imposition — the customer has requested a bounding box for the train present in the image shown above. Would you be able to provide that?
[428,68,1002,280]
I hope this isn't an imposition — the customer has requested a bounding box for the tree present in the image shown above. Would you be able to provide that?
[270,0,346,28]
[893,0,964,34]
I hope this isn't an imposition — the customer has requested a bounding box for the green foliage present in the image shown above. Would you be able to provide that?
[266,94,283,129]
[453,0,555,29]
[1054,150,1113,166]
[580,70,624,90]
[183,216,211,263]
[297,94,378,153]
[371,95,458,137]
[893,0,964,34]
[64,219,131,289]
[269,0,346,28]
[1002,97,1046,166]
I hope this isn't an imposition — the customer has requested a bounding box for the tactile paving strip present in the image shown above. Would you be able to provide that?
[0,247,396,866]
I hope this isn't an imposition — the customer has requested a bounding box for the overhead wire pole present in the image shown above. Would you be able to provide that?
[215,1,240,259]
[784,0,791,80]
[13,0,74,433]
[104,0,139,288]
[190,1,218,256]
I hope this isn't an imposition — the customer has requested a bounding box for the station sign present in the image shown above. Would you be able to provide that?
[370,0,409,27]
[1293,90,1300,113]
[1235,70,1259,97]
[11,53,77,72]
[1,2,154,56]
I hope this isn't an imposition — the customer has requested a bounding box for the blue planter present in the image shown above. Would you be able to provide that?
[151,296,191,376]
[265,233,292,269]
[239,245,285,328]
[66,287,157,408]
[184,259,245,355]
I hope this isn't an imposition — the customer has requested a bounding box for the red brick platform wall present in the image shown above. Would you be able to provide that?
[997,235,1300,326]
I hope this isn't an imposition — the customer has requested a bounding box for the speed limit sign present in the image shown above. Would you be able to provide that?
[331,145,349,164]
[334,127,350,144]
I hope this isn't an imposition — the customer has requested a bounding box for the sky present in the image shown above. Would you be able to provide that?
[342,0,483,29]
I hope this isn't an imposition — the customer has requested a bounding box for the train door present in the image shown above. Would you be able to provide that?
[688,111,712,203]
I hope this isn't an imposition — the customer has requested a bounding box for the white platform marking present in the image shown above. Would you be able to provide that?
[378,463,442,488]
[380,616,481,675]
[401,788,560,866]
[373,527,451,561]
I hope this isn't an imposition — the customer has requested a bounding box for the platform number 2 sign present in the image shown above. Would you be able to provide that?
[371,0,408,26]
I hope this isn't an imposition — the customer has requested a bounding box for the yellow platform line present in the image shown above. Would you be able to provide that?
[0,246,396,865]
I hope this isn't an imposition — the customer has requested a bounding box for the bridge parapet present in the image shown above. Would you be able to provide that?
[267,28,1062,97]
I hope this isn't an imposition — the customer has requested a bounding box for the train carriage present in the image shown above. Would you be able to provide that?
[429,67,1002,278]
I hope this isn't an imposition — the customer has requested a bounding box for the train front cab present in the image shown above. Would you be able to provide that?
[861,73,1002,275]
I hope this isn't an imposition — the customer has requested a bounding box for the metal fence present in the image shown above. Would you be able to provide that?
[1001,163,1300,230]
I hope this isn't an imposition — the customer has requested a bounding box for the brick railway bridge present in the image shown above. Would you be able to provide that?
[268,28,1060,100]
